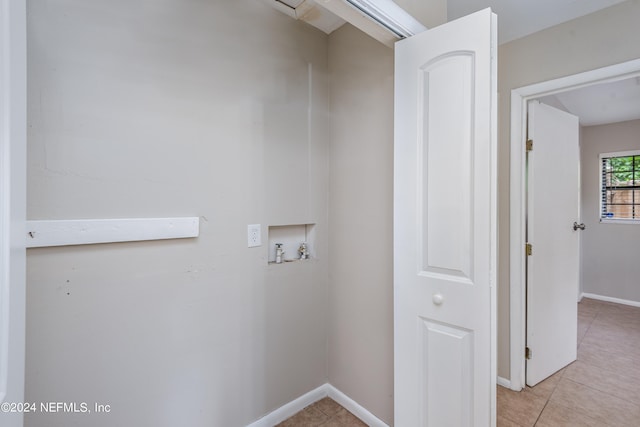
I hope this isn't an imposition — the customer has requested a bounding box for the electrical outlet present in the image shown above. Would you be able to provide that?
[247,224,261,247]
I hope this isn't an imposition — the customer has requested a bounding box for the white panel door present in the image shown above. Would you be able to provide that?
[526,101,579,387]
[394,9,497,426]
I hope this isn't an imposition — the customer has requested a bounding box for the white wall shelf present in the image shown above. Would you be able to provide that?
[26,217,200,248]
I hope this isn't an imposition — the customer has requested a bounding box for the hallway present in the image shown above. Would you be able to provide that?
[497,298,640,426]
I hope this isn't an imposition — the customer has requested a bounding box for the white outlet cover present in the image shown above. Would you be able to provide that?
[247,224,261,247]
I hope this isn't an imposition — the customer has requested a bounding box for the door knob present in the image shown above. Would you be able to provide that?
[432,294,444,306]
[573,222,586,231]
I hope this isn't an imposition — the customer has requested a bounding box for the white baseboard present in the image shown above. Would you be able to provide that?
[581,292,640,308]
[246,383,389,427]
[326,384,389,427]
[497,376,511,389]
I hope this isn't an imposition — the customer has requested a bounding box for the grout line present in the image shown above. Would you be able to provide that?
[562,370,640,407]
[577,313,595,348]
[531,369,565,426]
[527,299,639,426]
[535,400,604,427]
[532,398,550,426]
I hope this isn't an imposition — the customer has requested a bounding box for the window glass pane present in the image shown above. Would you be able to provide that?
[613,171,632,185]
[611,204,633,219]
[605,189,617,204]
[610,156,633,172]
[604,189,634,219]
[600,151,640,221]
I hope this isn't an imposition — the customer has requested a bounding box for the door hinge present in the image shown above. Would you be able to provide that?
[526,243,532,256]
[525,347,532,360]
[526,139,533,151]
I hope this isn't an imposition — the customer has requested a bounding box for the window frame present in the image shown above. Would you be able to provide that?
[599,149,640,224]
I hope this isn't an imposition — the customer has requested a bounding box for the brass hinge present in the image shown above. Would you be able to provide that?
[526,139,533,151]
[525,347,532,360]
[526,243,532,256]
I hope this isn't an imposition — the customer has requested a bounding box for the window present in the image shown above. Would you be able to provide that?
[600,150,640,221]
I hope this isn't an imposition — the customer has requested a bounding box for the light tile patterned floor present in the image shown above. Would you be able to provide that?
[279,298,639,426]
[276,397,367,427]
[498,297,640,426]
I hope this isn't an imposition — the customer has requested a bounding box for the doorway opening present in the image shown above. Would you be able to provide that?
[509,58,640,391]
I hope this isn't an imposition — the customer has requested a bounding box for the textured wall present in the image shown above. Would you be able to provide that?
[498,0,640,379]
[26,1,329,426]
[327,24,395,425]
[581,119,640,302]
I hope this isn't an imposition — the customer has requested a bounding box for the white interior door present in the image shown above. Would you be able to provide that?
[394,8,497,426]
[526,101,579,387]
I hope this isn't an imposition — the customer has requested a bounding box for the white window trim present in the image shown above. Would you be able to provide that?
[599,149,640,223]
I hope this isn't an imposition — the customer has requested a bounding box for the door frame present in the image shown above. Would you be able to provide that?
[0,0,27,419]
[509,57,640,391]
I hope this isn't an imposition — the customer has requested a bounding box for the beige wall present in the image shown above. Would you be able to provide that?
[327,24,394,425]
[325,0,640,408]
[26,1,329,426]
[395,0,447,28]
[498,0,640,378]
[25,0,640,424]
[581,119,640,302]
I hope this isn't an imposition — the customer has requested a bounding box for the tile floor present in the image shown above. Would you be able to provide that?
[498,297,640,426]
[276,397,367,427]
[278,298,640,426]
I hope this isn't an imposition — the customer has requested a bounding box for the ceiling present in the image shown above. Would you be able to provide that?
[270,0,640,126]
[447,0,639,126]
[447,0,628,44]
[272,0,629,44]
[539,77,640,127]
